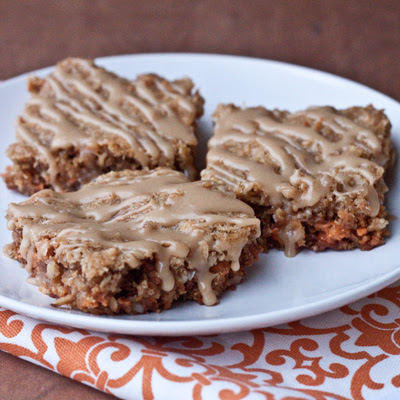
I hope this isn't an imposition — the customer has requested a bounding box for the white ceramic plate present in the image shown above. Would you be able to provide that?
[0,54,399,336]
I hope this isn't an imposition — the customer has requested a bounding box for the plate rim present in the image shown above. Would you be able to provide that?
[1,52,400,336]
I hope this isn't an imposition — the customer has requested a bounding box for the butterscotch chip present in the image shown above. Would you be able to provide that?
[201,104,394,256]
[5,168,261,314]
[3,58,204,195]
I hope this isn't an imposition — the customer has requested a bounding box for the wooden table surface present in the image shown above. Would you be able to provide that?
[0,1,399,398]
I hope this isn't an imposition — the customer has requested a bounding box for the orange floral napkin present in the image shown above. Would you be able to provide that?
[1,282,400,400]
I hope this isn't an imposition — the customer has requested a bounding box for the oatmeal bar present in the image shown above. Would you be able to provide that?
[3,58,204,195]
[201,104,393,256]
[5,168,261,314]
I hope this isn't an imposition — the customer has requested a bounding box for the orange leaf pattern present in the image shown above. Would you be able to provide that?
[2,283,400,399]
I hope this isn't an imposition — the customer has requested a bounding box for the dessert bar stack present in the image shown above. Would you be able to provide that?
[3,57,394,315]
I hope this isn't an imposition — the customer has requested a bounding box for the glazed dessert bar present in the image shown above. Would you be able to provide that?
[202,104,393,256]
[3,58,204,195]
[5,168,261,314]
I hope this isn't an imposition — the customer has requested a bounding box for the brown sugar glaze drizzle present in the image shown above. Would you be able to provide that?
[8,168,260,306]
[15,58,199,189]
[203,105,385,256]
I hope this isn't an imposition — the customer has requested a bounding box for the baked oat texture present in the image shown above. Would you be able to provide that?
[3,58,204,195]
[201,104,394,256]
[5,168,261,314]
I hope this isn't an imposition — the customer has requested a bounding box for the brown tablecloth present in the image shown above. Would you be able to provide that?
[0,1,399,399]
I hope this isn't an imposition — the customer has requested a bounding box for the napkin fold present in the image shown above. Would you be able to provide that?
[1,282,400,400]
